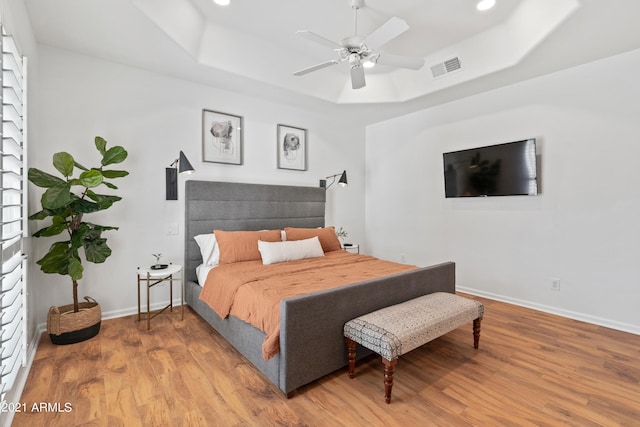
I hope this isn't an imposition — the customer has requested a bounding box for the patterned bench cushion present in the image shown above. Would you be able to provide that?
[344,292,484,361]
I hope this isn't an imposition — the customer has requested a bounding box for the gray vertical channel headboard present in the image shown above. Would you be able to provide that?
[184,180,326,283]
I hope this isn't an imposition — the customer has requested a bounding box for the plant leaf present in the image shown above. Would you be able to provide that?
[101,182,118,190]
[69,197,103,214]
[41,183,72,210]
[51,215,68,224]
[86,191,122,209]
[28,168,66,188]
[68,257,84,281]
[29,206,69,222]
[85,223,119,233]
[33,222,67,237]
[79,169,104,188]
[101,170,129,179]
[85,190,99,202]
[46,207,69,217]
[74,161,89,171]
[83,237,112,263]
[101,146,128,166]
[95,136,107,155]
[70,223,90,251]
[53,152,75,177]
[37,242,71,275]
[29,210,49,221]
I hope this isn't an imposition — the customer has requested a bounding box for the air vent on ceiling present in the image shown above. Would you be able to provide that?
[430,57,462,79]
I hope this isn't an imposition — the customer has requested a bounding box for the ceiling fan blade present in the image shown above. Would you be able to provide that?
[350,66,366,89]
[362,17,409,50]
[294,60,340,76]
[296,30,342,50]
[376,53,425,70]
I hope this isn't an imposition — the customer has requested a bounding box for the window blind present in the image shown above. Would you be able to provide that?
[0,28,26,400]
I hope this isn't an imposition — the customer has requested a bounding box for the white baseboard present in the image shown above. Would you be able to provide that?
[102,298,186,321]
[457,286,640,336]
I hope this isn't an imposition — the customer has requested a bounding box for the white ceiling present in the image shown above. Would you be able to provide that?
[189,0,522,59]
[24,0,640,124]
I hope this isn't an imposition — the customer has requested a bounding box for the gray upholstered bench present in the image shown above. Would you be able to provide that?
[344,292,484,403]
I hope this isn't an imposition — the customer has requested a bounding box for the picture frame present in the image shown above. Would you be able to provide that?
[277,124,307,171]
[202,109,243,165]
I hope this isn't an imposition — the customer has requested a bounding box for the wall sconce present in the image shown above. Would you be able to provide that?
[319,170,348,189]
[166,151,195,200]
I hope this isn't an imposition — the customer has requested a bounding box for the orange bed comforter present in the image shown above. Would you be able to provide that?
[199,251,417,360]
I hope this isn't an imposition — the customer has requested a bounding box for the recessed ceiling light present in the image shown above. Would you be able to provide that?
[214,0,230,6]
[477,0,496,11]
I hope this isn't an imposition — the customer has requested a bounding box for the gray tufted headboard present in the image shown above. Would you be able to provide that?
[184,180,326,283]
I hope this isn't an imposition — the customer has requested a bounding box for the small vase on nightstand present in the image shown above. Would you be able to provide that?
[151,253,168,270]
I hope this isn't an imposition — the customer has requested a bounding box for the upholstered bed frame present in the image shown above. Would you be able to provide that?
[184,180,455,396]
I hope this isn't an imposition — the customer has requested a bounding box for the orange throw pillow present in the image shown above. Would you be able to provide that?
[214,230,282,264]
[284,226,342,252]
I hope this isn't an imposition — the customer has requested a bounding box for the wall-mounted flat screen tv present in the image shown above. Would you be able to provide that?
[443,138,538,197]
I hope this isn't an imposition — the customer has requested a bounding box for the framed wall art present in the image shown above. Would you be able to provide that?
[202,109,243,165]
[277,124,307,171]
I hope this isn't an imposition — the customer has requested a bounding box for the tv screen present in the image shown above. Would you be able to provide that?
[443,138,538,197]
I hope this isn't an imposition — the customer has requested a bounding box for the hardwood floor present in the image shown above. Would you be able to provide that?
[13,296,640,426]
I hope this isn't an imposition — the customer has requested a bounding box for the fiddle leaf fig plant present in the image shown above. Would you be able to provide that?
[28,137,128,313]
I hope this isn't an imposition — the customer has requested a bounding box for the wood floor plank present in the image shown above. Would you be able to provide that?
[105,387,143,427]
[12,297,640,426]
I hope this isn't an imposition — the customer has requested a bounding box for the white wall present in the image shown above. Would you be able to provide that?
[30,46,365,324]
[366,48,640,334]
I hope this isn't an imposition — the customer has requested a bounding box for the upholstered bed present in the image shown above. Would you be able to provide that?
[184,180,455,396]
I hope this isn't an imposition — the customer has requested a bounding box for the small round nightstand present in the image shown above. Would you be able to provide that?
[137,264,184,330]
[342,243,360,254]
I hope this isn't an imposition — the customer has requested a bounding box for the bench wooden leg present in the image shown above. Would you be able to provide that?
[346,337,357,378]
[382,357,398,404]
[473,316,482,349]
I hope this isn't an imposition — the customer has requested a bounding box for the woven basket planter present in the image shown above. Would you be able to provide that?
[47,296,102,345]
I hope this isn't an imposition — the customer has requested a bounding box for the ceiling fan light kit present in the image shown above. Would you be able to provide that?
[293,0,425,90]
[363,54,378,69]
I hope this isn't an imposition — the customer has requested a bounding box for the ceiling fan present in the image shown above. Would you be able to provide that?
[293,0,425,90]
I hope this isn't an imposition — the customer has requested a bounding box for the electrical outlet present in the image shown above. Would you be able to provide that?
[551,278,560,291]
[167,223,178,235]
[401,253,406,263]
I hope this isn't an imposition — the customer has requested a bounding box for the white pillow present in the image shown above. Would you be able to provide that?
[258,236,324,265]
[196,263,216,286]
[194,233,220,266]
